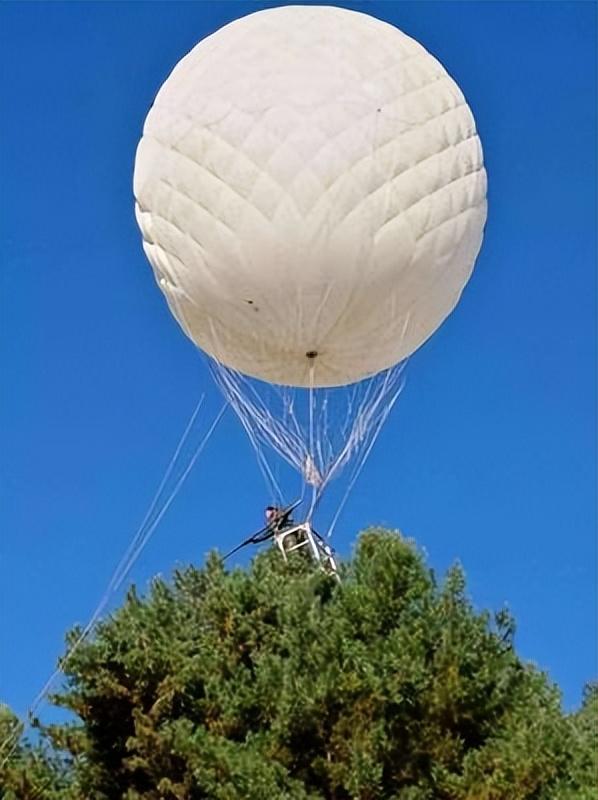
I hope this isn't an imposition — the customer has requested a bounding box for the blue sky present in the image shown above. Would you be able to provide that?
[0,0,595,720]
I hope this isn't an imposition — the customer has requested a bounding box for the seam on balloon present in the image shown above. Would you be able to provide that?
[151,80,462,223]
[147,133,282,225]
[147,202,287,341]
[334,133,480,232]
[413,186,486,244]
[163,39,426,114]
[149,239,302,379]
[319,200,480,357]
[304,101,469,205]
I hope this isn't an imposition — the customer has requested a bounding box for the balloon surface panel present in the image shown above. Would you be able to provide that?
[134,5,487,387]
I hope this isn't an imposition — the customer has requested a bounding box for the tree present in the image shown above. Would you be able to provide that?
[2,530,596,799]
[0,705,73,799]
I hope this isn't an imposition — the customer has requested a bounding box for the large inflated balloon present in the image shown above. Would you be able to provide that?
[134,5,486,387]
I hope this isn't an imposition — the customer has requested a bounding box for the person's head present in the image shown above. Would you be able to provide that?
[265,505,278,521]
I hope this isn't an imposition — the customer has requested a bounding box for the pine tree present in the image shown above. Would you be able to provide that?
[0,705,72,799]
[2,530,596,799]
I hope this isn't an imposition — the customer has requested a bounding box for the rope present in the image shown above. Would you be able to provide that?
[326,373,406,540]
[0,398,226,768]
[210,357,407,528]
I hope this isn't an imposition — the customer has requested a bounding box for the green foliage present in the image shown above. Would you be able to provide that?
[0,705,73,799]
[2,530,596,799]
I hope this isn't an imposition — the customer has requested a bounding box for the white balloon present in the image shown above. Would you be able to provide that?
[134,5,486,388]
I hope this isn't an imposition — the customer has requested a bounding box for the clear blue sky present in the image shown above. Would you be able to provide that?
[1,1,595,719]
